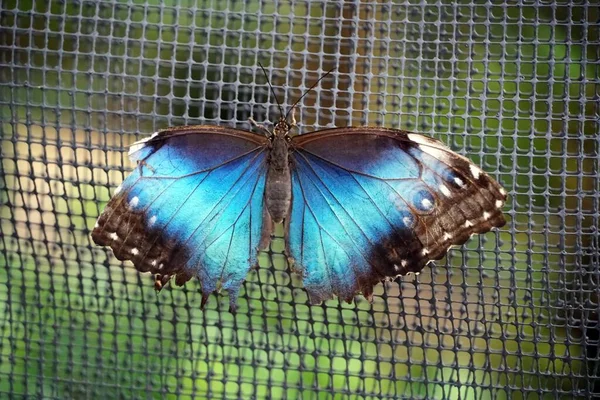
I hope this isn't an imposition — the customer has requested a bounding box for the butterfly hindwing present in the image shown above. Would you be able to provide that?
[288,127,507,303]
[91,126,269,309]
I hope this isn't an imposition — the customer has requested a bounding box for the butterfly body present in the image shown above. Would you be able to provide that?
[265,119,293,224]
[92,121,507,310]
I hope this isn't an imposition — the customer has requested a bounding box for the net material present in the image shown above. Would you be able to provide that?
[1,1,599,398]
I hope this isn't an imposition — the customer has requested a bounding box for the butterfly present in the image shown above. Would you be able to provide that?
[91,69,507,311]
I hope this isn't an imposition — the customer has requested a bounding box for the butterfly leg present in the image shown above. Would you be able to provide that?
[249,117,272,137]
[289,106,298,129]
[282,216,297,272]
[154,274,171,291]
[257,198,274,270]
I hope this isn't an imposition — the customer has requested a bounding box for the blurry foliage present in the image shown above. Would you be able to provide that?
[1,0,599,398]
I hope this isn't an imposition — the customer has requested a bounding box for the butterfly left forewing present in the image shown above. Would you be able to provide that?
[288,127,506,304]
[92,126,270,310]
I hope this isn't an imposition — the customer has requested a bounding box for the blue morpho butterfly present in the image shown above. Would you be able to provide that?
[92,66,507,311]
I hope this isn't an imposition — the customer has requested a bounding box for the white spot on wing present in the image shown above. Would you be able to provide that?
[499,187,507,196]
[109,232,119,240]
[148,215,157,226]
[401,259,408,267]
[443,232,453,241]
[94,221,99,228]
[421,198,433,210]
[151,260,157,266]
[495,199,503,209]
[421,248,430,256]
[469,164,482,179]
[129,196,139,208]
[465,220,474,228]
[158,263,164,270]
[403,216,412,227]
[128,132,160,158]
[483,211,491,220]
[417,143,447,160]
[394,264,400,272]
[128,142,145,156]
[407,134,450,160]
[131,248,139,255]
[439,184,451,197]
[407,133,433,146]
[454,177,465,187]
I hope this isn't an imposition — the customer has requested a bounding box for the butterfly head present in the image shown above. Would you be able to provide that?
[258,62,335,143]
[272,117,293,140]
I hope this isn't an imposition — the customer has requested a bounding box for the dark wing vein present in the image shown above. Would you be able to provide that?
[137,148,266,266]
[140,146,265,180]
[97,145,264,233]
[118,170,211,259]
[304,153,417,253]
[292,162,368,285]
[317,215,334,298]
[293,151,374,256]
[164,149,266,267]
[401,140,502,211]
[294,150,398,235]
[295,168,351,295]
[296,135,502,256]
[213,167,266,285]
[292,146,420,182]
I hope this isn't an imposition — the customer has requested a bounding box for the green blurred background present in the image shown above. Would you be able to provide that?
[1,0,598,398]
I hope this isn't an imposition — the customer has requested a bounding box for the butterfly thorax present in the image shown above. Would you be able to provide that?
[265,119,292,224]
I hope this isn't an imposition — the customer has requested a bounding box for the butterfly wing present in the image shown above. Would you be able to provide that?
[92,126,270,310]
[288,127,507,304]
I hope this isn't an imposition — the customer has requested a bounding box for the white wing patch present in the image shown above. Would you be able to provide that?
[129,132,160,159]
[129,196,139,208]
[421,198,433,210]
[417,143,447,160]
[407,133,451,161]
[469,164,482,180]
[439,184,451,197]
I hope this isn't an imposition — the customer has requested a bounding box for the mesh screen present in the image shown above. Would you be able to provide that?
[1,1,599,398]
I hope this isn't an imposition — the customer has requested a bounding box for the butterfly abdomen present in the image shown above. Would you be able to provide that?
[266,135,292,224]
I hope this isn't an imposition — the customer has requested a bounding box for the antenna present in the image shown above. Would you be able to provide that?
[257,63,336,122]
[285,67,336,120]
[258,63,285,119]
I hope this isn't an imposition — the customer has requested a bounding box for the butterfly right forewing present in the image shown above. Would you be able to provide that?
[286,127,506,304]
